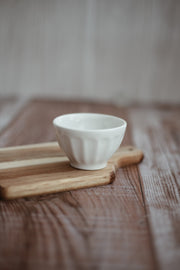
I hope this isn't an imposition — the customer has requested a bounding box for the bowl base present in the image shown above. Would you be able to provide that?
[70,162,107,171]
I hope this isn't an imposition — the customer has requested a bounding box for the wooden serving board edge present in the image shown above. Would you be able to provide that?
[0,143,144,200]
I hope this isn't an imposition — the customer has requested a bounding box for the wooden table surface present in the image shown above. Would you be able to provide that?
[0,97,179,270]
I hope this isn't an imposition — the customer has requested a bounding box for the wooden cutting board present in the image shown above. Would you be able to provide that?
[0,142,143,200]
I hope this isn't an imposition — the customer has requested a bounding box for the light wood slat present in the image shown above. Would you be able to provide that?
[0,143,142,168]
[0,99,155,270]
[0,156,66,170]
[0,141,59,151]
[130,106,180,270]
[0,141,62,162]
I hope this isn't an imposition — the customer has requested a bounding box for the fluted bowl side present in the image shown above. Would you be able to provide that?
[53,113,127,170]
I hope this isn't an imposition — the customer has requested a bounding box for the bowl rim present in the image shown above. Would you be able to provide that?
[53,113,127,133]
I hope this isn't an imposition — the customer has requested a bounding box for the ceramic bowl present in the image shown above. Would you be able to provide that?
[53,113,127,170]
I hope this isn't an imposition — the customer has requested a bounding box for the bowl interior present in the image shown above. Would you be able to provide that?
[53,113,126,131]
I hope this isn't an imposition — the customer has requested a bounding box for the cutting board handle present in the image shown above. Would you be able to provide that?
[111,146,144,169]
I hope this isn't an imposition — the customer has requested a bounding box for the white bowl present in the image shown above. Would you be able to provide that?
[53,113,127,170]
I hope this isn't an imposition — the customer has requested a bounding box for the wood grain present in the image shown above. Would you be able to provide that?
[0,98,129,147]
[1,98,179,270]
[130,105,180,270]
[0,143,143,199]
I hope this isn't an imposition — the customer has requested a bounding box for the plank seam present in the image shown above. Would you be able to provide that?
[137,167,160,270]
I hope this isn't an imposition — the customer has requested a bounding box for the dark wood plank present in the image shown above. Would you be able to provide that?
[0,96,29,135]
[0,98,130,147]
[0,98,156,270]
[0,96,17,132]
[129,105,180,270]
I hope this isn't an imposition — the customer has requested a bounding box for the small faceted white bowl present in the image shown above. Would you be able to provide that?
[53,113,127,170]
